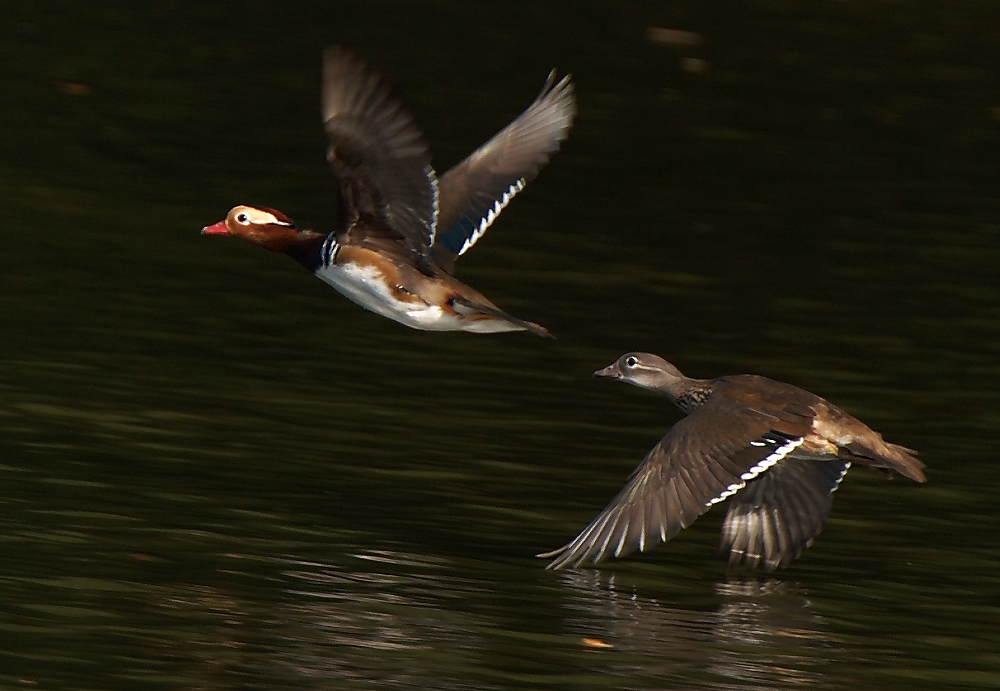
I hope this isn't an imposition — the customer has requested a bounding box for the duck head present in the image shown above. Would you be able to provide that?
[202,205,304,252]
[594,352,688,394]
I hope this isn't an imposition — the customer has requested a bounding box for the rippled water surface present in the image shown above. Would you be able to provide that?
[2,1,1000,688]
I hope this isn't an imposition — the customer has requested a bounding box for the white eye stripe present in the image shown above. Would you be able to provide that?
[234,209,292,227]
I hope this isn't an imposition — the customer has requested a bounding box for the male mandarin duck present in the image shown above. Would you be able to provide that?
[202,48,575,337]
[540,353,927,570]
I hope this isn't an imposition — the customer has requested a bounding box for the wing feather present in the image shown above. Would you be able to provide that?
[430,72,575,273]
[322,48,438,258]
[540,397,806,570]
[720,458,851,570]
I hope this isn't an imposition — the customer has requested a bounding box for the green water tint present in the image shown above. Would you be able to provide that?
[2,0,999,688]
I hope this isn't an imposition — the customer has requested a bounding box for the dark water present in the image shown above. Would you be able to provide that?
[2,1,999,688]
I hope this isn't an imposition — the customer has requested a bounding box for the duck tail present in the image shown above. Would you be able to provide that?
[450,296,553,338]
[837,437,926,483]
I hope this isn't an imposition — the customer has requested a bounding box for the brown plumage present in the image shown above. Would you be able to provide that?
[540,353,926,571]
[203,48,574,336]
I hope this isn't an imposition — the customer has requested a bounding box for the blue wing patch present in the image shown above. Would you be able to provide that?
[434,178,526,256]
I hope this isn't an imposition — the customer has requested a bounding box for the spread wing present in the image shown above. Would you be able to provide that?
[430,72,575,273]
[720,458,850,570]
[539,396,812,570]
[322,48,438,258]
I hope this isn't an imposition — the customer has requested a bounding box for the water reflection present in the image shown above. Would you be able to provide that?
[149,583,257,690]
[553,570,834,689]
[710,580,834,688]
[275,551,495,690]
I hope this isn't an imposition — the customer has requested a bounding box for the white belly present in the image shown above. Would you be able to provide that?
[314,263,522,333]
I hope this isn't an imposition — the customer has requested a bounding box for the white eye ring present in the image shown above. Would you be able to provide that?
[625,356,638,368]
[235,212,250,225]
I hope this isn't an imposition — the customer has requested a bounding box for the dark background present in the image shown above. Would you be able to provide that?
[1,1,998,688]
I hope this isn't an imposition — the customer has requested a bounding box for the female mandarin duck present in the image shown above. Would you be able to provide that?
[540,353,927,570]
[202,48,575,337]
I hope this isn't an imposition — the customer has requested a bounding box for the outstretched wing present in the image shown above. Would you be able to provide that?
[322,48,439,258]
[539,396,811,570]
[720,458,850,571]
[430,72,575,273]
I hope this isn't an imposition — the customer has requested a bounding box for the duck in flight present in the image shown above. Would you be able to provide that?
[203,48,575,337]
[540,352,927,570]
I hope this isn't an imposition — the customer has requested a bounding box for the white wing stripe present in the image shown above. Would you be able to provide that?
[709,481,746,507]
[832,461,851,493]
[706,436,803,507]
[456,178,526,256]
[427,165,440,247]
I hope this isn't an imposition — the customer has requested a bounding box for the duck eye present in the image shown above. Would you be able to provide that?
[625,356,638,368]
[235,212,250,225]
